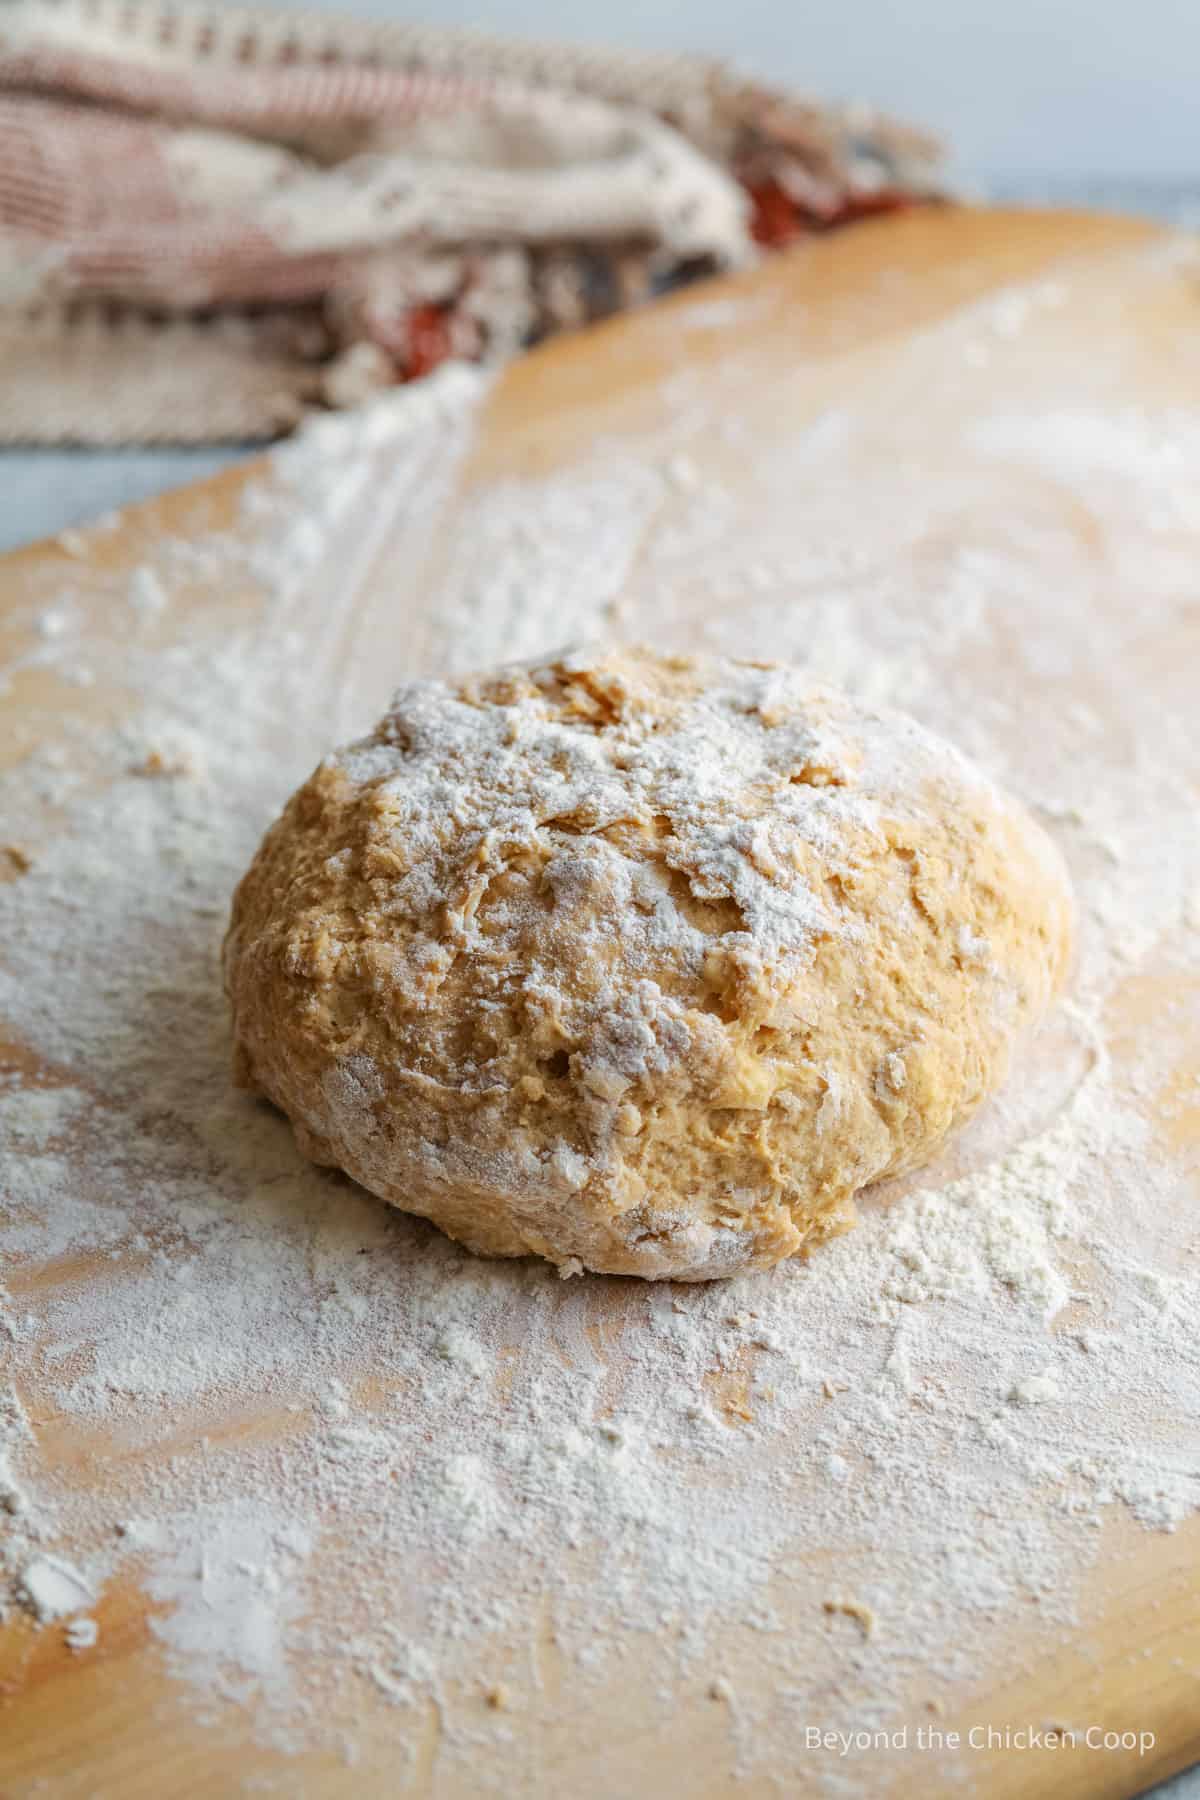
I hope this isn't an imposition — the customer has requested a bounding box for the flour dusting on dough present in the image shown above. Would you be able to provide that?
[227,647,1071,1279]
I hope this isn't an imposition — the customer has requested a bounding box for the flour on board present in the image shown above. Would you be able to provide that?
[2,254,1200,1792]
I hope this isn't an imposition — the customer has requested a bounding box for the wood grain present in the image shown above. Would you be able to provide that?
[2,207,1198,1800]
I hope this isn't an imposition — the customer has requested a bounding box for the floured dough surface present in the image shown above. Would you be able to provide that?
[225,647,1073,1279]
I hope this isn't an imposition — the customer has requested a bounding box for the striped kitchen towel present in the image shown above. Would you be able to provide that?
[0,0,944,442]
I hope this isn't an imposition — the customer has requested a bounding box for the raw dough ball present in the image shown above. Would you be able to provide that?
[225,648,1073,1280]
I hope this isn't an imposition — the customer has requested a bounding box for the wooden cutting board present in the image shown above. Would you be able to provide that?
[2,207,1199,1800]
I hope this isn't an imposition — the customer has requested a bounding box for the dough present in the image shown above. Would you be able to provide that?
[225,648,1073,1280]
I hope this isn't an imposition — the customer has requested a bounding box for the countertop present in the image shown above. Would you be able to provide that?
[2,181,1197,1800]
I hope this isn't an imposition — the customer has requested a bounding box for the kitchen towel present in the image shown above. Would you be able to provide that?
[0,0,944,442]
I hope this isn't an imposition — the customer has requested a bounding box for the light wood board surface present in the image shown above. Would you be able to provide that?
[2,208,1199,1800]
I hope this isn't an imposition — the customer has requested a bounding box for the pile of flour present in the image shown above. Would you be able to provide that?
[2,259,1199,1792]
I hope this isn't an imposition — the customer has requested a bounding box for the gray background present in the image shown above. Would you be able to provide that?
[3,0,1199,1773]
[308,0,1200,183]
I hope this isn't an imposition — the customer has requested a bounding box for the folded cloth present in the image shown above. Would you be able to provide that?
[0,0,945,443]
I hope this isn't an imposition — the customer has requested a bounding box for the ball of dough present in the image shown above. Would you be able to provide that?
[225,648,1073,1281]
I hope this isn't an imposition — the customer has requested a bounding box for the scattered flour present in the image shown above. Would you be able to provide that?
[18,1555,95,1623]
[2,250,1200,1793]
[64,1616,99,1652]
